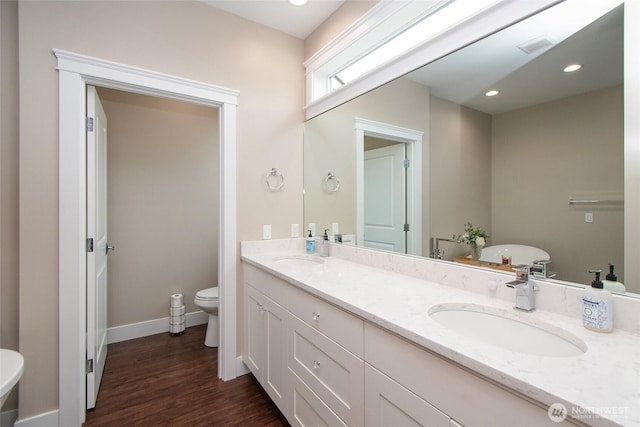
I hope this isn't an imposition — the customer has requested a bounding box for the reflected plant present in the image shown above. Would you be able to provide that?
[454,222,489,248]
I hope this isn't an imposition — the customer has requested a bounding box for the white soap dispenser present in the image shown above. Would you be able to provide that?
[318,229,330,257]
[603,264,626,293]
[582,269,613,333]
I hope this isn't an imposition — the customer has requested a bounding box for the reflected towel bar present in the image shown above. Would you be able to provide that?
[568,198,624,205]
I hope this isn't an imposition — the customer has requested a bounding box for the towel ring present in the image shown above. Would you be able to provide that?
[322,173,340,193]
[266,168,284,191]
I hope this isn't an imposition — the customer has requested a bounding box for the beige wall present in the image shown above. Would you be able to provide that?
[99,88,219,327]
[429,96,493,260]
[304,77,430,246]
[492,86,624,286]
[18,0,303,419]
[0,0,20,413]
[304,0,379,60]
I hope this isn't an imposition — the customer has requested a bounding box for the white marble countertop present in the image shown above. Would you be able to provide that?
[241,244,640,427]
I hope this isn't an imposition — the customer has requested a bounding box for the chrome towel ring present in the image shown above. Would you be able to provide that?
[266,168,284,191]
[322,172,340,193]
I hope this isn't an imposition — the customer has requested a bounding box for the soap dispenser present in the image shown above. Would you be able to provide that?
[582,269,613,333]
[603,264,626,293]
[306,230,315,253]
[318,229,330,257]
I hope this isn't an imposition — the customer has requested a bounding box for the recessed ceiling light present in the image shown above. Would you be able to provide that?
[563,64,583,73]
[485,90,500,97]
[288,0,308,5]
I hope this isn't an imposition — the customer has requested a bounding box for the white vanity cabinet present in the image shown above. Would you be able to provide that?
[243,267,289,416]
[242,261,582,427]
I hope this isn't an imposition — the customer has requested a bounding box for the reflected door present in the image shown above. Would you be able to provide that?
[363,144,406,252]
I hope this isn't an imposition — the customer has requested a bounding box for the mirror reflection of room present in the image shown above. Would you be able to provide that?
[304,4,625,291]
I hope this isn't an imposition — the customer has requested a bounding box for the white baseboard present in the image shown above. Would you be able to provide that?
[107,311,209,344]
[13,409,58,427]
[235,356,250,377]
[0,408,18,427]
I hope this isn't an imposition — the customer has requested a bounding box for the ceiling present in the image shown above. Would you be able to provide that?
[201,0,346,39]
[406,2,623,115]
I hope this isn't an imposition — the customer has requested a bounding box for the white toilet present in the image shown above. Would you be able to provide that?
[194,287,219,347]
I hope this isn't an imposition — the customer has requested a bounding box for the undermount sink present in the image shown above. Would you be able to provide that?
[429,303,586,357]
[272,255,325,267]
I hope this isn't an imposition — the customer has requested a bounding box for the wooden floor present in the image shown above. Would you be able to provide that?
[84,325,289,426]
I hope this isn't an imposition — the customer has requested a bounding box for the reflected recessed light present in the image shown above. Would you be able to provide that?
[563,64,582,73]
[485,90,500,97]
[288,0,308,5]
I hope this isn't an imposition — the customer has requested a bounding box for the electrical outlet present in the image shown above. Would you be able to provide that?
[291,223,300,238]
[585,213,593,223]
[308,223,316,237]
[263,224,272,240]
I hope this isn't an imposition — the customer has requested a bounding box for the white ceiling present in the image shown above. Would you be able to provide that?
[201,0,346,39]
[406,1,623,114]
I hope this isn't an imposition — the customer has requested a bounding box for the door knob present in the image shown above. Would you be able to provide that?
[106,244,115,254]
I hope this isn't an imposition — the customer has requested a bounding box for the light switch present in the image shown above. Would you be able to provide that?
[291,224,299,238]
[263,224,272,240]
[332,222,339,235]
[585,213,593,223]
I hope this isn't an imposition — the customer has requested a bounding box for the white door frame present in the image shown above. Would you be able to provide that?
[55,49,239,427]
[355,118,424,256]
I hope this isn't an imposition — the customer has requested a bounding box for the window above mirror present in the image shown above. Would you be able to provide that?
[304,0,621,120]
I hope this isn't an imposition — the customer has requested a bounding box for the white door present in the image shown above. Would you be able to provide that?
[364,144,406,253]
[86,85,109,410]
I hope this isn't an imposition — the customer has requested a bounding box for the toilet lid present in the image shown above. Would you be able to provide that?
[196,287,219,301]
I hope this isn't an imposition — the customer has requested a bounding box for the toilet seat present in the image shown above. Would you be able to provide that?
[195,286,219,301]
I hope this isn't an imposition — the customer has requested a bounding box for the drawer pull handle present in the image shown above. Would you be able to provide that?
[313,360,321,369]
[312,312,320,321]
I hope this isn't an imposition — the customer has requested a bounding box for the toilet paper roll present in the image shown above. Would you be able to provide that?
[169,314,186,325]
[170,322,185,334]
[170,305,185,316]
[170,293,184,307]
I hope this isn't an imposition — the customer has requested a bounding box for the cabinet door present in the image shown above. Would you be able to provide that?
[290,369,348,427]
[263,294,289,415]
[365,364,450,427]
[244,284,265,379]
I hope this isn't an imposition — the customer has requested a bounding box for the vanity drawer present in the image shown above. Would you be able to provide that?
[364,323,579,427]
[289,285,363,358]
[243,264,289,305]
[289,314,364,427]
[289,369,347,427]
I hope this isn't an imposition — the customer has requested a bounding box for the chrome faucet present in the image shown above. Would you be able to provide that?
[430,237,458,259]
[506,266,536,311]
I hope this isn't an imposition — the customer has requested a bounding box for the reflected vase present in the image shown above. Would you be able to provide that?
[470,245,483,261]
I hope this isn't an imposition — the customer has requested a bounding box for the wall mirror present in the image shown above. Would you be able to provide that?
[303,2,633,294]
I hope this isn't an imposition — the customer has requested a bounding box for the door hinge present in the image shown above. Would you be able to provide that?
[403,224,410,232]
[403,159,410,168]
[86,117,94,132]
[86,358,94,374]
[86,238,94,253]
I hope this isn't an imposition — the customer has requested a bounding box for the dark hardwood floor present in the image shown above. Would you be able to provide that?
[84,325,289,426]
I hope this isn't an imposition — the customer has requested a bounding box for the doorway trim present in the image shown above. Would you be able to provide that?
[355,118,424,256]
[55,49,239,427]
